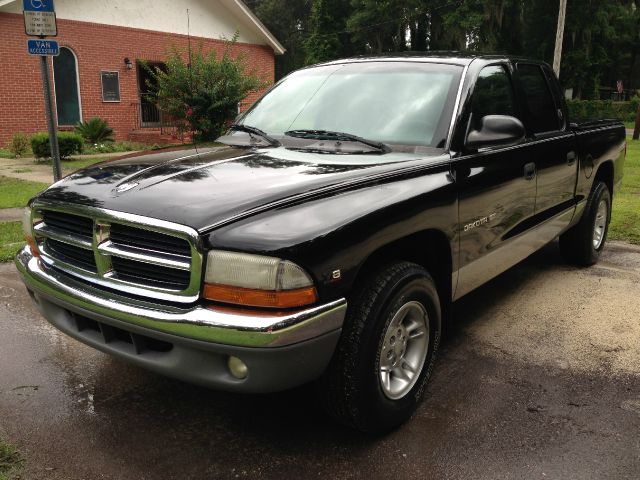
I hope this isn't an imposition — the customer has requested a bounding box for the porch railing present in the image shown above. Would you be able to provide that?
[132,95,187,138]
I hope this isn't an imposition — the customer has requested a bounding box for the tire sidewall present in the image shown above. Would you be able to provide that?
[356,270,441,431]
[586,182,611,260]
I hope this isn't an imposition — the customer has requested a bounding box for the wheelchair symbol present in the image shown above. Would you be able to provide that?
[30,0,46,9]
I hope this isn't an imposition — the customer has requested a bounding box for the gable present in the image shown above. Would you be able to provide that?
[0,0,284,54]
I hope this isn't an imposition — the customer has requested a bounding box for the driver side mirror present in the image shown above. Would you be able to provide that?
[465,115,525,150]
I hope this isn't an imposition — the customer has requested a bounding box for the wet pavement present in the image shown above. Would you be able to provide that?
[0,241,639,479]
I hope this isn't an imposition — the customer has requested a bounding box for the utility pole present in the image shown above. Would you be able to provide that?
[553,0,568,77]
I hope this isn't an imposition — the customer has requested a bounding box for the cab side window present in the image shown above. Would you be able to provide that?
[471,65,516,130]
[516,64,561,134]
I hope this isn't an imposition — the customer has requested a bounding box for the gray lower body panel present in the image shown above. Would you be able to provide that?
[27,288,341,393]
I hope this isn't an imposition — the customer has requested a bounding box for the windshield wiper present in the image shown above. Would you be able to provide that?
[229,124,280,147]
[285,129,390,153]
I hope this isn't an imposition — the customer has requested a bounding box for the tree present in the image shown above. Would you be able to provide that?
[253,0,311,79]
[348,0,410,53]
[304,0,351,64]
[147,36,265,140]
[256,0,640,94]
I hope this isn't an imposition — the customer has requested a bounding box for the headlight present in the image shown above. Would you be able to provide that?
[203,251,318,308]
[22,207,33,238]
[22,207,40,257]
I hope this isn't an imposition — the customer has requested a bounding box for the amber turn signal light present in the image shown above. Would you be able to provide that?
[25,236,40,258]
[204,284,318,309]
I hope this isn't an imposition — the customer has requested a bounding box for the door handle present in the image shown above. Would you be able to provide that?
[524,162,536,181]
[567,151,577,165]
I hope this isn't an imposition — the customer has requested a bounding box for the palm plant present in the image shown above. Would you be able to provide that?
[75,118,115,143]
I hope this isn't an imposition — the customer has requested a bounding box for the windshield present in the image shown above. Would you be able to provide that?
[236,62,463,149]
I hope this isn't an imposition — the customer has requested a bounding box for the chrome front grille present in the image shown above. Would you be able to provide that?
[31,203,203,303]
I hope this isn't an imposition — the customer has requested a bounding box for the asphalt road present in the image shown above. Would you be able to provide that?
[1,241,639,479]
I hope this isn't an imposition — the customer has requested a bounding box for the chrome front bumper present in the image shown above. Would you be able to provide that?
[16,247,347,392]
[15,247,346,348]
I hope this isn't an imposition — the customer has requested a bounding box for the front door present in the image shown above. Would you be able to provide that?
[454,64,537,298]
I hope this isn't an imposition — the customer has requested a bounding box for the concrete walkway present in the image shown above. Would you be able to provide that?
[0,207,23,222]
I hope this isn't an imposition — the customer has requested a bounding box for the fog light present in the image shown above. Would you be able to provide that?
[228,356,248,379]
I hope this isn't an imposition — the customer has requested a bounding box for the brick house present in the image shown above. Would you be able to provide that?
[0,0,284,145]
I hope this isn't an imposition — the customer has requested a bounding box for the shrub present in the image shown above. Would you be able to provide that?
[8,133,30,158]
[145,34,266,141]
[567,100,638,123]
[75,117,114,143]
[82,140,149,154]
[30,132,84,160]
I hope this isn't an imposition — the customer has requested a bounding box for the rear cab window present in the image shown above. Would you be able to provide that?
[515,64,563,136]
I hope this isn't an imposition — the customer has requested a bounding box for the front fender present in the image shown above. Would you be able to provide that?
[205,164,458,301]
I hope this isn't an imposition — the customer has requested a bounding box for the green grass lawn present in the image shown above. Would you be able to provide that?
[610,137,640,244]
[0,176,49,209]
[62,156,112,171]
[34,155,113,172]
[0,222,24,262]
[0,439,23,480]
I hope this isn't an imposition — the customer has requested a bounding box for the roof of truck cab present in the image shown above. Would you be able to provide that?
[313,52,547,68]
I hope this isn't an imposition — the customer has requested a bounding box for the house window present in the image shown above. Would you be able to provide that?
[53,47,81,125]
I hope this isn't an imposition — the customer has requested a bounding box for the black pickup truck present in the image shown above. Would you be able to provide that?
[16,54,626,433]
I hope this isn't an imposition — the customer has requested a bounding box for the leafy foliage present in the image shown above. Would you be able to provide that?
[305,0,352,64]
[146,36,266,141]
[82,141,150,154]
[567,100,639,123]
[30,132,83,160]
[7,133,29,158]
[0,439,24,479]
[254,0,311,79]
[251,0,640,98]
[74,117,114,143]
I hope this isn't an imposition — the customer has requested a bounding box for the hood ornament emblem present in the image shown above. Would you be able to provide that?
[115,182,139,193]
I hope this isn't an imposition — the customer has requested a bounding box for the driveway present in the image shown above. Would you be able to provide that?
[0,241,639,479]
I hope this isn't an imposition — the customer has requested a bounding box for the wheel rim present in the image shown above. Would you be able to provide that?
[379,301,430,400]
[593,199,608,250]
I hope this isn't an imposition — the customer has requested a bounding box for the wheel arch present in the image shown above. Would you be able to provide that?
[352,229,453,318]
[594,160,615,197]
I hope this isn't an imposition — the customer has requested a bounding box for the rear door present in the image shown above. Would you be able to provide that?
[454,63,538,298]
[513,63,578,219]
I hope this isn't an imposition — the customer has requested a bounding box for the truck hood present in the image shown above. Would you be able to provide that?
[37,146,448,232]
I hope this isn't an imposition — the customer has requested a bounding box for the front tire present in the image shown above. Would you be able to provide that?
[322,262,441,434]
[560,181,611,266]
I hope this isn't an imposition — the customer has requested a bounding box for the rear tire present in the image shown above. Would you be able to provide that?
[560,181,611,266]
[322,262,441,434]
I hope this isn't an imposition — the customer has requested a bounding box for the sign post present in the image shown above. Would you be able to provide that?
[23,0,62,182]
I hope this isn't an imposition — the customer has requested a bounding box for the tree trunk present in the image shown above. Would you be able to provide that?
[633,101,640,140]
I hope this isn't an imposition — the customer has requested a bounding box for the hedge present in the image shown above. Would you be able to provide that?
[30,132,83,159]
[567,97,639,123]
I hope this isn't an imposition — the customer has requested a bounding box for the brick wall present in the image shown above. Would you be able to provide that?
[0,12,275,145]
